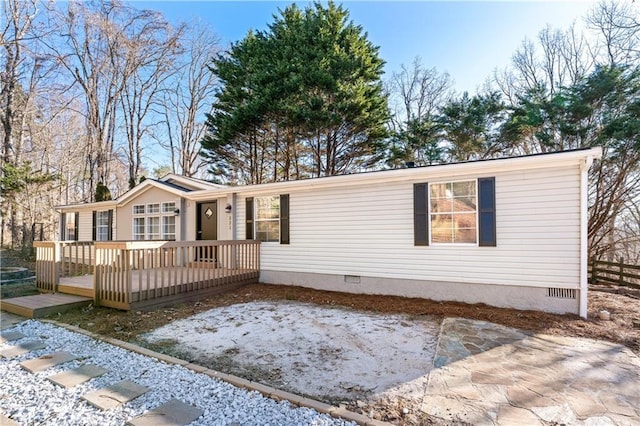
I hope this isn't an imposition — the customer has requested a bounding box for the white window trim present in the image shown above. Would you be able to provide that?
[254,195,280,243]
[96,211,110,241]
[428,179,479,246]
[132,202,178,240]
[64,212,77,241]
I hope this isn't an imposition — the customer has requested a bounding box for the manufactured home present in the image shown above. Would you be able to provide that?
[49,147,601,317]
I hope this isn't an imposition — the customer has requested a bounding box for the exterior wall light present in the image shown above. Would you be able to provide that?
[174,208,180,215]
[225,204,232,213]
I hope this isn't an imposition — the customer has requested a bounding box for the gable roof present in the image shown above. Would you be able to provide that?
[187,147,603,200]
[159,173,227,191]
[56,174,226,212]
[56,147,603,211]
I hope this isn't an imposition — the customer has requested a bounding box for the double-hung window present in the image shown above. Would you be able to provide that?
[64,212,78,241]
[255,196,280,242]
[96,211,111,241]
[132,202,177,240]
[414,177,496,247]
[430,181,477,244]
[245,194,290,244]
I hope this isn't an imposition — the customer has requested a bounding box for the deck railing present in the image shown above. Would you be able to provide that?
[94,240,261,310]
[33,241,94,292]
[34,240,261,310]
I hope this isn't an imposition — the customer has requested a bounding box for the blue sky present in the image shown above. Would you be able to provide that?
[142,1,596,93]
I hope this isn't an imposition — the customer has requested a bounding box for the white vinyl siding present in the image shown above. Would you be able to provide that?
[240,165,581,289]
[77,211,93,241]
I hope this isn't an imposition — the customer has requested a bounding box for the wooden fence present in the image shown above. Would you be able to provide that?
[589,258,640,289]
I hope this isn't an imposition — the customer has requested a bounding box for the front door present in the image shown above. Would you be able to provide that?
[197,201,217,260]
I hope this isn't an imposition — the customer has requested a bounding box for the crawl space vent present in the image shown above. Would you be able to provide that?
[546,288,577,299]
[344,275,361,284]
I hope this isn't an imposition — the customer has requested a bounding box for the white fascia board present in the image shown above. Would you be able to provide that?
[56,200,117,212]
[57,180,196,211]
[186,147,603,200]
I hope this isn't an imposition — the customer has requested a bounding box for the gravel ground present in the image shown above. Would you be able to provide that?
[0,320,355,426]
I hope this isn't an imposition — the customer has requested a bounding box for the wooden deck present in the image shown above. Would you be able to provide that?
[52,267,258,310]
[0,294,93,319]
[31,240,261,312]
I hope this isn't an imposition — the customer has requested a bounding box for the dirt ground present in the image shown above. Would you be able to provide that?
[140,301,442,405]
[0,281,628,423]
[46,283,640,355]
[35,283,638,424]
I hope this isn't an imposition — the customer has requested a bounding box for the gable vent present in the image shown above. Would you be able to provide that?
[547,288,577,299]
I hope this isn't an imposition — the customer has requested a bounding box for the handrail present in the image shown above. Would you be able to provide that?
[33,241,95,292]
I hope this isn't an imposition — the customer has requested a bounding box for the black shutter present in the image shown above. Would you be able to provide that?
[414,183,429,246]
[478,177,496,247]
[245,197,254,240]
[74,212,79,241]
[107,209,113,240]
[60,213,66,240]
[92,211,97,241]
[280,194,290,245]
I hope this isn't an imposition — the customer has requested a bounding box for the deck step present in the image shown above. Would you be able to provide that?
[127,399,204,426]
[0,341,47,358]
[0,294,92,318]
[20,351,77,373]
[82,380,149,410]
[48,364,108,388]
[58,284,94,298]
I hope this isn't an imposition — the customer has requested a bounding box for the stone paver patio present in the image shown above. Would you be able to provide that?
[424,318,640,425]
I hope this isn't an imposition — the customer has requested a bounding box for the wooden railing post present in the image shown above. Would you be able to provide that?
[94,244,102,307]
[52,241,60,293]
[124,248,132,305]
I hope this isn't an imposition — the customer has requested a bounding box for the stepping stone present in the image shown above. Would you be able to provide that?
[0,340,46,358]
[0,331,24,343]
[82,380,149,410]
[127,399,204,426]
[1,412,20,426]
[48,364,108,388]
[20,351,77,373]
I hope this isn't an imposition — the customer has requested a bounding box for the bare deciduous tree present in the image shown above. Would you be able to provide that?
[1,0,38,166]
[502,24,593,97]
[154,22,220,178]
[119,10,185,187]
[388,56,453,128]
[587,0,640,66]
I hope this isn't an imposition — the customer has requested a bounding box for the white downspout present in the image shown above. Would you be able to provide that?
[579,156,593,319]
